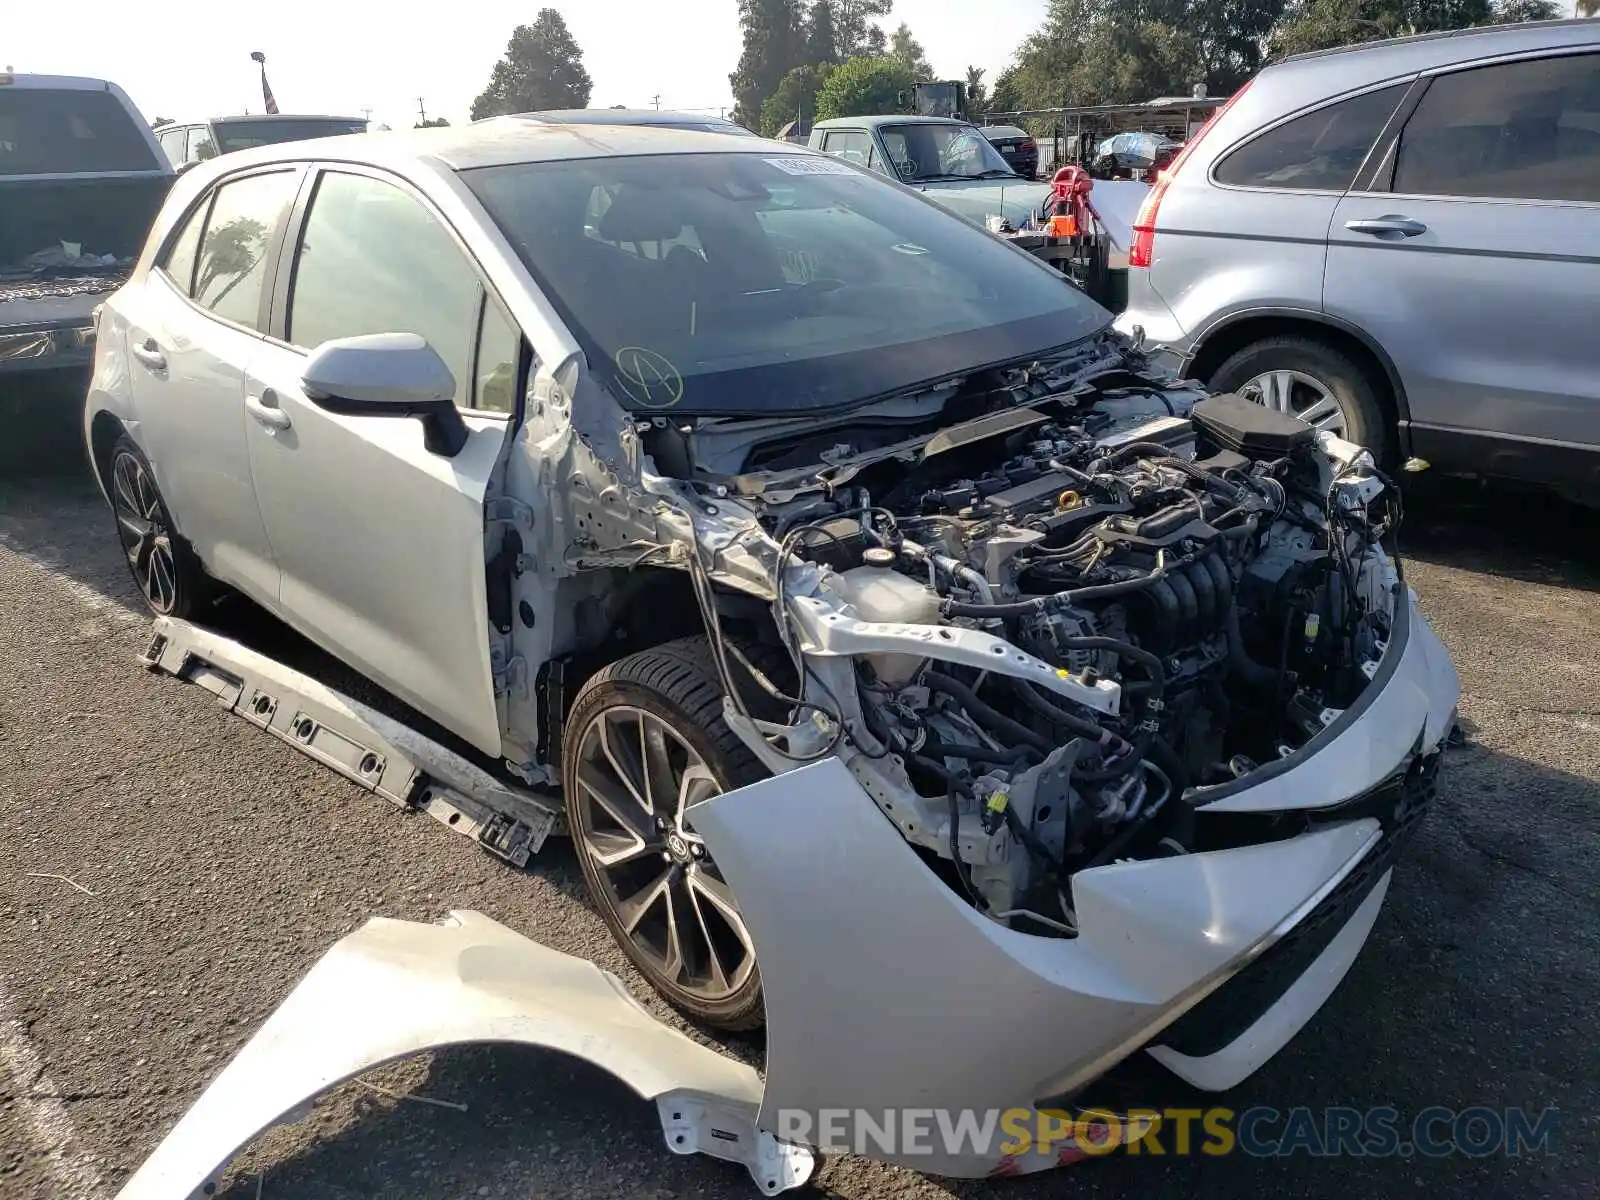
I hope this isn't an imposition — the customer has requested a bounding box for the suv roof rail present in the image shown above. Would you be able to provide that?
[1277,17,1600,65]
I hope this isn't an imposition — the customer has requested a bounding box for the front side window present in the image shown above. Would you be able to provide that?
[157,128,186,166]
[186,126,217,163]
[1215,84,1410,191]
[287,170,483,406]
[821,130,872,169]
[475,296,523,414]
[193,170,297,329]
[878,122,1016,182]
[1394,53,1600,203]
[465,151,1107,416]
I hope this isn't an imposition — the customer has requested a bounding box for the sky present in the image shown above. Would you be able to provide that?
[3,0,1051,128]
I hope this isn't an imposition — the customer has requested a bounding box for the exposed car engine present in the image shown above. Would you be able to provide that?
[648,342,1405,938]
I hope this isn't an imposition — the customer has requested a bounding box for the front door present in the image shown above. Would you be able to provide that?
[1325,51,1600,477]
[243,165,524,755]
[123,167,301,603]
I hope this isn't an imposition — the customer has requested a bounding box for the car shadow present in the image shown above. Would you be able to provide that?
[1401,475,1600,592]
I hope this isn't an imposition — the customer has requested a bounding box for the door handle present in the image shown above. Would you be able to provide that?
[246,390,292,431]
[1345,215,1428,239]
[130,337,166,370]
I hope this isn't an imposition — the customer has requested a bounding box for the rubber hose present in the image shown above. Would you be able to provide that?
[1225,603,1280,691]
[1052,635,1166,694]
[924,672,1053,753]
[1007,677,1112,743]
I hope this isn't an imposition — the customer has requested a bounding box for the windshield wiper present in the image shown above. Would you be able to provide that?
[974,169,1021,179]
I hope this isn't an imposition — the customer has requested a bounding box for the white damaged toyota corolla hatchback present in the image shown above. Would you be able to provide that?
[85,119,1458,1184]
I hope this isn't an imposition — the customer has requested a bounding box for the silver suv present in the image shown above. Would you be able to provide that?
[1118,19,1600,500]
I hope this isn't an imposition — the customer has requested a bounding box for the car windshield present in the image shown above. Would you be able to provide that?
[0,87,160,175]
[464,151,1106,415]
[214,118,367,152]
[879,123,1017,182]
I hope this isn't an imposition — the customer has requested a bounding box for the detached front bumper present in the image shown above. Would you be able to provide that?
[686,585,1458,1176]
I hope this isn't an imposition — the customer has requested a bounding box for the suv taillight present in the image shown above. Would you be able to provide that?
[1129,79,1253,269]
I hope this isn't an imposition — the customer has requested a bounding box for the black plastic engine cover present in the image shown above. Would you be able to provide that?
[1191,393,1316,458]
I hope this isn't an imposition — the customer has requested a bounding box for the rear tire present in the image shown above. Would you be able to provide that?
[106,435,217,619]
[561,636,772,1031]
[1208,336,1391,464]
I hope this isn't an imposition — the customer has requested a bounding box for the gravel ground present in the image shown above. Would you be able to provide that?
[0,438,1594,1200]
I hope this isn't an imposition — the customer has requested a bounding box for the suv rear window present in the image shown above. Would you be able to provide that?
[1394,53,1600,204]
[213,118,368,154]
[0,87,159,175]
[1214,84,1409,192]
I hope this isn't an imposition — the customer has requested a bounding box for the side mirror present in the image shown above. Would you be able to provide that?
[300,332,469,457]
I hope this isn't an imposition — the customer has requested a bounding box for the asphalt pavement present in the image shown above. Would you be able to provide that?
[0,435,1594,1200]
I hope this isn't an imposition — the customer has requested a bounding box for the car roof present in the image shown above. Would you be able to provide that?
[516,108,749,129]
[0,72,119,91]
[184,118,810,176]
[813,115,975,129]
[208,113,367,124]
[1278,16,1600,65]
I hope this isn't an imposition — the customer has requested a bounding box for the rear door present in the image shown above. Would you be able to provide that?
[1161,81,1412,337]
[243,164,521,754]
[1326,51,1600,474]
[123,166,301,603]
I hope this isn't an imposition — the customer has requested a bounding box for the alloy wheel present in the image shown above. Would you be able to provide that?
[111,452,178,613]
[1240,369,1349,437]
[572,705,757,1003]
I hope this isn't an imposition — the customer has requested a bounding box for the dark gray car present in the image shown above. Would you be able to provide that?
[1118,19,1600,501]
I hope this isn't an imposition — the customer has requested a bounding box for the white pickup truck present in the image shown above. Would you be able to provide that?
[1,73,173,390]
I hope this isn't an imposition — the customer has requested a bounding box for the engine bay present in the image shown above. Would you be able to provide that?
[648,349,1406,935]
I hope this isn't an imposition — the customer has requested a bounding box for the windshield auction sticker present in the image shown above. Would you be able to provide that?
[765,156,858,176]
[613,346,684,409]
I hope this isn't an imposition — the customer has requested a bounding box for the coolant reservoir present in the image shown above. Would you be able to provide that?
[835,548,940,687]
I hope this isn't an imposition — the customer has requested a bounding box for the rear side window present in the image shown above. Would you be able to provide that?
[1215,84,1409,191]
[193,170,298,329]
[158,199,209,294]
[0,87,160,175]
[1394,53,1600,203]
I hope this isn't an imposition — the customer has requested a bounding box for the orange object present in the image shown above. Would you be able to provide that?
[1047,213,1078,238]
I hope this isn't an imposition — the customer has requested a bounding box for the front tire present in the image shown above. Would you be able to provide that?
[561,637,767,1031]
[106,435,216,619]
[1209,336,1391,464]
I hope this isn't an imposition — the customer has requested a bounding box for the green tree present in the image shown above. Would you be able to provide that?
[470,10,593,119]
[830,0,893,57]
[416,116,451,128]
[760,62,836,134]
[989,65,1023,114]
[1268,0,1496,59]
[814,55,915,119]
[1581,0,1599,16]
[805,0,840,62]
[729,0,807,129]
[889,22,935,81]
[965,66,988,117]
[1492,0,1561,20]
